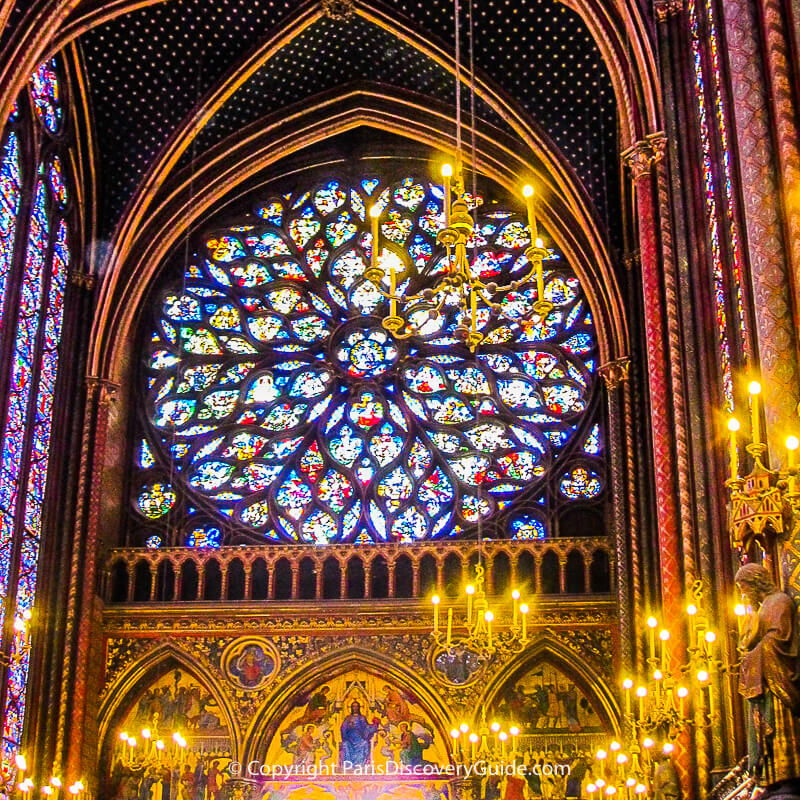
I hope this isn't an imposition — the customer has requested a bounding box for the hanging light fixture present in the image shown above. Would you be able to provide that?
[429,561,531,655]
[364,0,553,352]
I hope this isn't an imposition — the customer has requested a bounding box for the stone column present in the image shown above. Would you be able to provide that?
[599,358,635,671]
[56,377,119,791]
[622,137,694,795]
[621,139,689,628]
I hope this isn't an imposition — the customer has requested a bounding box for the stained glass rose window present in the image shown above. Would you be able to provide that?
[135,176,604,545]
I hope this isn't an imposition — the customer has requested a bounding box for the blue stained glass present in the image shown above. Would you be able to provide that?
[49,156,67,207]
[186,526,222,548]
[0,183,55,761]
[0,182,48,635]
[560,466,603,500]
[30,59,62,133]
[362,178,380,195]
[582,423,601,455]
[0,133,21,336]
[511,515,546,540]
[141,175,600,544]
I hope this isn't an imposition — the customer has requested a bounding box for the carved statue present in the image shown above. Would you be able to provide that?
[734,564,800,779]
[652,752,681,800]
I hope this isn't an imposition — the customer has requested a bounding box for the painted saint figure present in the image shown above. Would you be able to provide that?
[232,645,273,688]
[339,701,380,766]
[381,685,410,724]
[298,685,331,726]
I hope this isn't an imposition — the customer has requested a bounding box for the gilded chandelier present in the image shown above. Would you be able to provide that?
[0,754,82,798]
[429,561,530,655]
[588,585,719,800]
[363,0,552,353]
[365,172,552,353]
[449,711,522,766]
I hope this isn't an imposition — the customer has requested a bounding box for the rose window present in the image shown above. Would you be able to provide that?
[134,176,605,546]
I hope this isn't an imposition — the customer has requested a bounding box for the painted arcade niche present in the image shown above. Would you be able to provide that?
[494,662,607,736]
[104,538,614,604]
[105,668,233,800]
[264,669,450,771]
[488,657,614,765]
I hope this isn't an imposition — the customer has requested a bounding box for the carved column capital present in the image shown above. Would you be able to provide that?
[85,376,119,406]
[622,133,668,180]
[321,0,354,19]
[68,270,97,290]
[622,141,654,181]
[646,132,669,163]
[654,0,684,22]
[598,357,631,389]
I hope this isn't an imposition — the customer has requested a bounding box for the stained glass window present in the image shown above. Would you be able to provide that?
[689,0,748,410]
[30,59,62,134]
[0,132,21,334]
[0,181,48,641]
[0,58,71,772]
[136,176,605,545]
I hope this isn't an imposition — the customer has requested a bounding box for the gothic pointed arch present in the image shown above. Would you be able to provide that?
[5,0,662,153]
[244,646,455,764]
[94,0,620,254]
[480,633,622,737]
[97,642,242,765]
[90,90,627,386]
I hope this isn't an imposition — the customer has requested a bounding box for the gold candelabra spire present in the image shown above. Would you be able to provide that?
[725,377,800,552]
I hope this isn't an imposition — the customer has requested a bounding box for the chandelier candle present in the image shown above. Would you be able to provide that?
[646,616,658,660]
[686,602,698,643]
[523,184,538,242]
[446,607,453,647]
[511,589,520,627]
[636,686,647,719]
[677,686,689,717]
[659,629,670,670]
[442,164,453,227]
[389,257,398,319]
[787,435,798,492]
[369,204,380,274]
[622,678,633,715]
[748,380,761,445]
[727,417,740,479]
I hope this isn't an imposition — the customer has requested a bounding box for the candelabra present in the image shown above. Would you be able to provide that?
[365,172,553,353]
[449,712,523,766]
[725,380,800,559]
[589,586,719,799]
[116,726,188,771]
[0,754,79,800]
[359,0,555,353]
[429,562,530,655]
[0,610,32,669]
